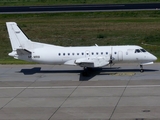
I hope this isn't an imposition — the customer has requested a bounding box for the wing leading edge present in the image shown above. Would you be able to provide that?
[74,56,110,68]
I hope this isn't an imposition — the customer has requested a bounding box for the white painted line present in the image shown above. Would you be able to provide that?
[0,86,77,89]
[80,85,160,88]
[0,85,160,89]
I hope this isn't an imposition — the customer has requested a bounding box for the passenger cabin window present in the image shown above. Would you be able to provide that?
[106,52,108,55]
[92,52,94,55]
[135,49,141,53]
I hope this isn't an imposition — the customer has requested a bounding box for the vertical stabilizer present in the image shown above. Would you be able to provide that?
[6,22,32,51]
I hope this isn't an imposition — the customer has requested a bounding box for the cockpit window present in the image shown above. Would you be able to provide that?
[140,49,146,52]
[135,49,141,53]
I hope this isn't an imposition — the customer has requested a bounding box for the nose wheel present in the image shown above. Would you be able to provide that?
[140,65,144,73]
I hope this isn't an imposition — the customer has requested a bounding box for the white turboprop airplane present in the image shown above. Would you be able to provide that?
[6,22,157,73]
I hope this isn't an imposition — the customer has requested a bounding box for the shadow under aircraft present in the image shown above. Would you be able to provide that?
[18,67,158,81]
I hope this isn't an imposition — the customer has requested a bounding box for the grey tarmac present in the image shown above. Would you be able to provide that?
[0,63,159,120]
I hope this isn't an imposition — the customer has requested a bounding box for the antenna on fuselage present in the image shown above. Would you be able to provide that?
[95,44,98,47]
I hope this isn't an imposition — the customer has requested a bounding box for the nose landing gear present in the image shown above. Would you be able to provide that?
[140,65,144,73]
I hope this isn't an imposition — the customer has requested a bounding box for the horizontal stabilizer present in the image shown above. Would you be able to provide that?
[16,49,31,55]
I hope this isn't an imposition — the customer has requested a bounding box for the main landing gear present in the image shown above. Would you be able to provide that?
[82,67,89,76]
[140,65,144,73]
[82,67,92,76]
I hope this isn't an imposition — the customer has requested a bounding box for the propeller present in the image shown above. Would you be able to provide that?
[109,54,113,67]
[109,47,114,67]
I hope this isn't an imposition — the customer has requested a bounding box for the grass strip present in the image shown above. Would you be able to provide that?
[0,0,160,6]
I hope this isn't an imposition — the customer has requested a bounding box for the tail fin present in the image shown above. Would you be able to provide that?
[6,22,32,51]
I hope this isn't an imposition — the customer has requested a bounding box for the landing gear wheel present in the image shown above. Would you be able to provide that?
[140,65,144,73]
[140,69,144,73]
[82,67,89,76]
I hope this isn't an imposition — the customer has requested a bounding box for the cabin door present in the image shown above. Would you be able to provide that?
[118,51,123,61]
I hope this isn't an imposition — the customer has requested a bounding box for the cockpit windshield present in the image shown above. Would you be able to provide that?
[135,49,147,53]
[140,49,146,52]
[135,49,141,53]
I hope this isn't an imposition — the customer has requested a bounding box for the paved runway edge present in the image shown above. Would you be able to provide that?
[1,3,160,13]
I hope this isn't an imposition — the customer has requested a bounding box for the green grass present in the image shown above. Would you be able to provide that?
[0,10,160,64]
[0,0,160,6]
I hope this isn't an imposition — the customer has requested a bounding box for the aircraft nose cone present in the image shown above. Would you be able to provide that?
[152,55,157,61]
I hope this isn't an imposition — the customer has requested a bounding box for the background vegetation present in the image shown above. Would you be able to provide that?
[0,11,160,63]
[0,0,160,6]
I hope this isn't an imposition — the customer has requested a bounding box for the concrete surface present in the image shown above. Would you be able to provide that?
[0,63,159,120]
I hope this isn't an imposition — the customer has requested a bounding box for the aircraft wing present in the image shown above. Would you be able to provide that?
[74,57,110,68]
[64,59,77,66]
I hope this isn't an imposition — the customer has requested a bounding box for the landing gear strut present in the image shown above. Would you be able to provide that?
[140,65,144,73]
[82,67,89,76]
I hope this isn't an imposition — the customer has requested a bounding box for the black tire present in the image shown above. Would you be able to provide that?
[140,69,144,73]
